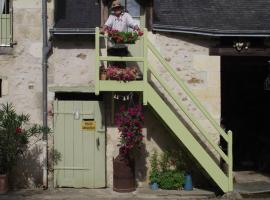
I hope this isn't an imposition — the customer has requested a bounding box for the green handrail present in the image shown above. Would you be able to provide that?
[95,27,233,191]
[148,63,229,163]
[95,27,100,95]
[228,130,233,191]
[147,39,229,142]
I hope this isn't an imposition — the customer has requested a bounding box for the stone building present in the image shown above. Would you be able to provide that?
[0,0,270,193]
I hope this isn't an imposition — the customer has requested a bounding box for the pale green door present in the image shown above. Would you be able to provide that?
[53,100,105,188]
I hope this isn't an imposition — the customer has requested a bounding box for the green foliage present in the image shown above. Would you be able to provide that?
[149,150,160,183]
[158,170,184,190]
[111,32,138,44]
[149,149,186,190]
[0,103,50,174]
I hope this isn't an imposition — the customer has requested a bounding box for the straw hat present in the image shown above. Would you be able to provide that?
[111,0,123,9]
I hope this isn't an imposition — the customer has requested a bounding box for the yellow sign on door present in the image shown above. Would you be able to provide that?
[81,120,96,131]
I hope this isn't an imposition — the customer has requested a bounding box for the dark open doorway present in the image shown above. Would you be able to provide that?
[221,56,270,172]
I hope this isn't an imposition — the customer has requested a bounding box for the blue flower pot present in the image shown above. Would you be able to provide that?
[184,174,193,191]
[150,182,159,190]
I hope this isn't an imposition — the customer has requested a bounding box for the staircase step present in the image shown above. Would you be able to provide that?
[147,84,230,192]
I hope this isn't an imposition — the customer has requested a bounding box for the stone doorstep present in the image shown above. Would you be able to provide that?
[0,188,216,200]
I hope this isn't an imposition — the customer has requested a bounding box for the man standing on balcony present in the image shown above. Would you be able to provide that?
[101,0,141,67]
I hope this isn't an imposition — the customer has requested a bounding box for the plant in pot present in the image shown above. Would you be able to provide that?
[113,104,144,192]
[0,103,50,194]
[107,29,143,44]
[158,150,185,190]
[149,150,159,190]
[106,66,137,81]
[100,65,107,80]
[149,150,185,190]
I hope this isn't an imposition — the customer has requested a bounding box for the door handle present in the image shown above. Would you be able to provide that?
[96,137,100,149]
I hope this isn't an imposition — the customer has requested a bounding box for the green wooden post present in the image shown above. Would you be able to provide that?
[148,63,229,163]
[143,28,148,105]
[147,40,229,142]
[228,130,233,191]
[95,27,100,95]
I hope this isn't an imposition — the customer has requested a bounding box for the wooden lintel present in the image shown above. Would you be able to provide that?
[210,47,270,56]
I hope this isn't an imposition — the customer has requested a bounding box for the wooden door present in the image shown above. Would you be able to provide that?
[53,100,105,188]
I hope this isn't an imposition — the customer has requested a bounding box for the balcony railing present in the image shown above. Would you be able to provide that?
[95,27,148,103]
[94,27,233,192]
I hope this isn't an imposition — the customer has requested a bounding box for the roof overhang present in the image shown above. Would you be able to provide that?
[153,25,270,37]
[153,0,270,38]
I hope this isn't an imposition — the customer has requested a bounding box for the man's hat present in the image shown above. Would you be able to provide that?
[111,0,123,9]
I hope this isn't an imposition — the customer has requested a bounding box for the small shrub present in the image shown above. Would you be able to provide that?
[158,170,184,190]
[0,103,50,174]
[149,150,160,183]
[149,150,186,190]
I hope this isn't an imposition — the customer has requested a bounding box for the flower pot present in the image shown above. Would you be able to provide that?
[150,182,159,190]
[100,73,107,80]
[0,174,8,194]
[113,151,135,192]
[184,174,193,191]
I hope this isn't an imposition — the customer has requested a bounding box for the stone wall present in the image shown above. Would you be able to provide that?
[0,0,48,188]
[0,0,222,189]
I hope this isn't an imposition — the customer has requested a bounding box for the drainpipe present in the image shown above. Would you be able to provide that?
[42,0,48,189]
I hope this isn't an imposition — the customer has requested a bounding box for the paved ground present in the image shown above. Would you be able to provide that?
[1,187,270,199]
[0,188,217,200]
[234,171,270,184]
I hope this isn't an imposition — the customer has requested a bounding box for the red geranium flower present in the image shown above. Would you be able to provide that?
[138,31,144,37]
[16,127,22,134]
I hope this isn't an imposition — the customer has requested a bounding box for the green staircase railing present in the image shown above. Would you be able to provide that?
[95,27,233,192]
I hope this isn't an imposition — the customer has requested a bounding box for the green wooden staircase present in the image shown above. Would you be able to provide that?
[95,28,233,193]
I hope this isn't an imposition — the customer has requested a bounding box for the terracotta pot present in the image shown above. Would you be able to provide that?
[113,150,135,192]
[0,174,8,194]
[100,72,107,80]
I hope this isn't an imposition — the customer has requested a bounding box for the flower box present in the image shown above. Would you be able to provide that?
[107,29,143,44]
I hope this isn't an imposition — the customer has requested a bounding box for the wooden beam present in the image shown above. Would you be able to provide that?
[210,47,270,56]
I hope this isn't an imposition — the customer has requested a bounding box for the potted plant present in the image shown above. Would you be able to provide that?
[113,104,144,192]
[149,150,159,190]
[0,103,49,194]
[107,66,137,81]
[100,65,107,80]
[149,150,185,190]
[107,29,143,44]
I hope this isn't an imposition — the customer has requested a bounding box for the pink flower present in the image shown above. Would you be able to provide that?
[140,113,144,120]
[127,132,134,137]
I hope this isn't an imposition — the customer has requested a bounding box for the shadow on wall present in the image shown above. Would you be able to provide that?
[105,92,217,190]
[9,145,43,189]
[144,105,218,191]
[157,32,218,48]
[52,35,97,50]
[135,142,148,184]
[9,145,62,189]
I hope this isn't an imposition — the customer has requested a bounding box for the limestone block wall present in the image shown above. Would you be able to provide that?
[0,0,55,188]
[147,32,221,145]
[0,0,222,188]
[48,38,96,87]
[0,0,43,121]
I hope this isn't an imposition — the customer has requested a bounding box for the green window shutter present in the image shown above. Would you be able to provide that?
[0,13,12,46]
